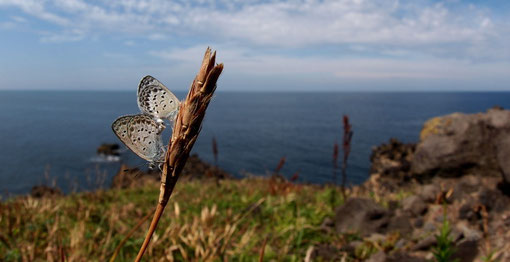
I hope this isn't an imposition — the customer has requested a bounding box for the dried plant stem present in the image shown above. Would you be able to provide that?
[109,207,156,262]
[258,236,268,262]
[135,48,223,262]
[341,115,353,199]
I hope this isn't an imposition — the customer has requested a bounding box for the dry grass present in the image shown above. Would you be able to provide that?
[0,177,343,261]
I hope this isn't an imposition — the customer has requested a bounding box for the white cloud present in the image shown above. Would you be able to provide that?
[124,40,136,46]
[149,45,510,88]
[39,29,85,43]
[0,0,68,25]
[0,0,507,61]
[1,0,510,91]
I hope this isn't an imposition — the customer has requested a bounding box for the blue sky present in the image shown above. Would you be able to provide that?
[0,0,509,91]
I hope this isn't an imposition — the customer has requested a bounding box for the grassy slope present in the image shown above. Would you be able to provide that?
[0,178,348,261]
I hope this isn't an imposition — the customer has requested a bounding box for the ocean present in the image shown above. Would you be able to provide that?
[1,91,510,195]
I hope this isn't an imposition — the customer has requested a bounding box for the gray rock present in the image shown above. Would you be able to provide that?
[387,214,413,236]
[30,185,62,198]
[309,244,340,261]
[402,195,427,216]
[411,109,510,180]
[394,239,407,250]
[341,240,362,255]
[320,217,334,232]
[457,223,482,241]
[452,239,479,262]
[458,203,476,221]
[479,188,510,213]
[452,175,481,201]
[387,252,428,262]
[419,184,440,203]
[414,217,424,228]
[449,227,463,243]
[367,251,386,262]
[335,198,391,236]
[412,235,436,251]
[96,143,120,156]
[366,233,386,243]
[423,222,437,233]
[497,133,510,184]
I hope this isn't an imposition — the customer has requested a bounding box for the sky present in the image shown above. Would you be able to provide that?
[0,0,509,91]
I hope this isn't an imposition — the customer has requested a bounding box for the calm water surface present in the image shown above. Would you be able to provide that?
[1,91,510,195]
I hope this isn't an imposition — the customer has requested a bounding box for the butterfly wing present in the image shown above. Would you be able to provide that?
[112,114,165,163]
[137,75,180,121]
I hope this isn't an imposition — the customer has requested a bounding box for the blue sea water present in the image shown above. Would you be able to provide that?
[1,91,510,195]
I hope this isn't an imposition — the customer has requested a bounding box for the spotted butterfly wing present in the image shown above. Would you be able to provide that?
[137,75,180,122]
[112,114,165,163]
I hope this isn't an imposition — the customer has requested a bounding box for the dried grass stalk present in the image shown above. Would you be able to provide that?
[135,48,223,261]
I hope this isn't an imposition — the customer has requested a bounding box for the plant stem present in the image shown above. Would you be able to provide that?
[134,48,223,262]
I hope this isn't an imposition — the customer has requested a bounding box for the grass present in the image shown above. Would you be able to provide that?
[432,207,459,262]
[0,177,344,261]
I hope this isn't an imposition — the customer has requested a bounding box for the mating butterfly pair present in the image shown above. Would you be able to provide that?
[112,76,179,167]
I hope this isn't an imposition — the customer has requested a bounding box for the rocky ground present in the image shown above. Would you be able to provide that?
[329,108,510,262]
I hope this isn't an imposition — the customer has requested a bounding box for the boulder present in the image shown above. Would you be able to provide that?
[412,108,510,182]
[496,133,510,183]
[452,239,479,262]
[308,244,341,261]
[402,195,427,216]
[386,253,428,262]
[478,188,510,213]
[419,184,440,203]
[97,143,120,156]
[387,214,413,236]
[111,154,231,189]
[367,251,386,262]
[412,235,436,251]
[111,164,158,189]
[335,198,391,236]
[370,139,415,183]
[368,251,428,262]
[30,185,62,198]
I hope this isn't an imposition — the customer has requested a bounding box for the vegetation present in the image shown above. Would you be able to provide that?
[0,177,345,261]
[432,209,459,262]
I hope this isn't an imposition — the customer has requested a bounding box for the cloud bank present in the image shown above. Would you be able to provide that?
[0,0,509,90]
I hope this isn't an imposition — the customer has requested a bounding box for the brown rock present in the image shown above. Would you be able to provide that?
[386,252,428,262]
[452,239,478,262]
[110,154,231,189]
[30,185,62,198]
[370,139,415,184]
[402,195,427,216]
[419,184,440,203]
[97,143,120,156]
[367,251,386,262]
[387,214,413,236]
[334,198,391,236]
[496,133,510,184]
[412,235,436,251]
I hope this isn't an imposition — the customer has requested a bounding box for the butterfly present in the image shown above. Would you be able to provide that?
[112,114,166,167]
[137,75,180,123]
[112,76,180,167]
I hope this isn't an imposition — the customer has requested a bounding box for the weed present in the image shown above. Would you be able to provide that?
[432,208,459,262]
